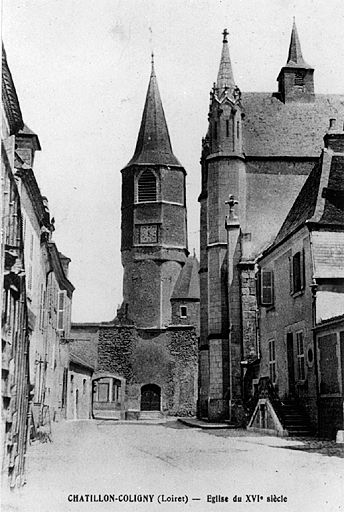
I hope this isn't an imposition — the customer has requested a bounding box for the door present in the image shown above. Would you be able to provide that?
[141,384,161,411]
[287,333,295,396]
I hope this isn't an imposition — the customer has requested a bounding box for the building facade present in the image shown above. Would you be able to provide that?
[2,44,29,488]
[250,126,344,438]
[2,45,75,487]
[198,23,344,422]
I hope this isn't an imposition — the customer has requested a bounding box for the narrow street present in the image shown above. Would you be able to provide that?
[3,420,344,512]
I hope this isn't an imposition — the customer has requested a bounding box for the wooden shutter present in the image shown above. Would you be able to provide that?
[57,290,66,331]
[261,269,274,306]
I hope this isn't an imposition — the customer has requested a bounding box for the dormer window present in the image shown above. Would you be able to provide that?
[138,170,157,202]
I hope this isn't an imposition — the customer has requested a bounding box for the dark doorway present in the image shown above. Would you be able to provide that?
[287,333,295,396]
[141,384,161,411]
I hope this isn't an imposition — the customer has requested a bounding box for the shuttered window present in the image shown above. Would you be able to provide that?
[57,290,66,331]
[260,269,274,306]
[138,170,157,202]
[291,250,305,294]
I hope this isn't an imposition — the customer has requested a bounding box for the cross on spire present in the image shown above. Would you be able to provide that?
[222,28,229,43]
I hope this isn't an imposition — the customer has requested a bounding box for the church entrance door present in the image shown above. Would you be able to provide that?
[141,384,161,411]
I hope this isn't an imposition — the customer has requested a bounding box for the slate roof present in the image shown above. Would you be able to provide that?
[242,93,344,157]
[171,256,200,300]
[273,133,344,246]
[125,59,182,168]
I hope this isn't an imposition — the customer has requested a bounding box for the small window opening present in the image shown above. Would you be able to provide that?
[83,379,86,394]
[237,121,240,139]
[180,306,187,318]
[226,119,229,137]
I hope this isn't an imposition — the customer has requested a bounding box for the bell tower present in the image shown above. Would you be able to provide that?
[120,55,188,329]
[277,19,315,103]
[199,30,245,421]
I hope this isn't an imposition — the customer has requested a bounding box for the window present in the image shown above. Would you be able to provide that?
[237,120,240,139]
[57,290,67,331]
[296,331,305,381]
[138,170,157,202]
[260,269,274,306]
[98,383,109,403]
[226,119,229,137]
[269,339,276,384]
[83,379,86,395]
[180,306,187,318]
[290,250,305,294]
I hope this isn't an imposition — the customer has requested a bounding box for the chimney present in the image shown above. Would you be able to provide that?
[324,119,344,152]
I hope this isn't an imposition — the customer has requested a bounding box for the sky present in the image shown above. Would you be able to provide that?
[2,0,344,322]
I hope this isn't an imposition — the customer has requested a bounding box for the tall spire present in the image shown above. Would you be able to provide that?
[216,28,236,94]
[286,18,311,68]
[126,57,181,168]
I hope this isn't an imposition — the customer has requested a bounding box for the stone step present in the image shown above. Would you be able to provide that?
[139,411,164,421]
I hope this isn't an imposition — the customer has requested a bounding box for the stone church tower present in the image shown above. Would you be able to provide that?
[70,57,199,420]
[199,22,344,422]
[121,57,188,329]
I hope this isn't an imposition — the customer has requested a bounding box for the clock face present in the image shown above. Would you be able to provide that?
[139,225,158,243]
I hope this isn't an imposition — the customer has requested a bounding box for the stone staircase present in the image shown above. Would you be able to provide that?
[279,400,312,436]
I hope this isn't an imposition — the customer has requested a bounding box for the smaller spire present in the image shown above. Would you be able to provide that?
[216,29,236,95]
[286,18,311,68]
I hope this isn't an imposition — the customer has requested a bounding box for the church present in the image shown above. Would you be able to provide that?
[71,57,199,419]
[198,21,344,426]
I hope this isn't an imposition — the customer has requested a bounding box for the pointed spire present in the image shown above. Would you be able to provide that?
[216,28,236,95]
[286,18,311,68]
[126,57,181,168]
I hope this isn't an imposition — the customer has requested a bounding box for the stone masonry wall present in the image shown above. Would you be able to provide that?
[240,265,258,363]
[97,325,198,415]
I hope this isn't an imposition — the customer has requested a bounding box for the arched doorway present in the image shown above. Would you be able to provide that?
[141,384,161,411]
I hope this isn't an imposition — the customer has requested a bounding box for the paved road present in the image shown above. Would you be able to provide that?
[3,420,344,512]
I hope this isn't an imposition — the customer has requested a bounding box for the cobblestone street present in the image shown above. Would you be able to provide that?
[3,420,344,512]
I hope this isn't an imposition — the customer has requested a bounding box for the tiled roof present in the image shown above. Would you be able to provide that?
[242,93,344,157]
[171,256,200,300]
[125,60,182,168]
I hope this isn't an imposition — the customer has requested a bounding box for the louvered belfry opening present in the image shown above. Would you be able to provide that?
[138,169,157,202]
